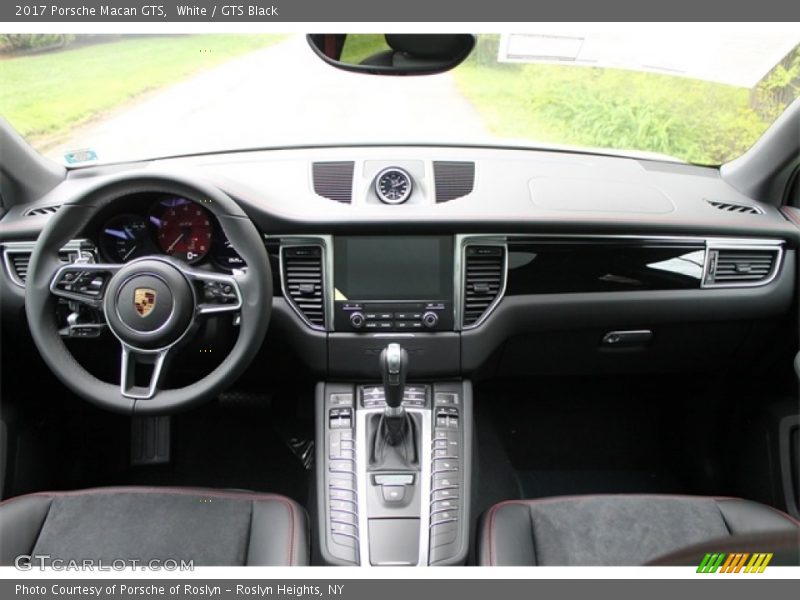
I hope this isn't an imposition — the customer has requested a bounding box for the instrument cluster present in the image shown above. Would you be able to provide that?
[98,196,244,270]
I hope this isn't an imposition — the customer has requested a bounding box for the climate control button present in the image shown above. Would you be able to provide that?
[422,311,439,328]
[349,311,366,329]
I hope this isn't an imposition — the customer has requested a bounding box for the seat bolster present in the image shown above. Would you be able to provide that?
[247,496,309,566]
[479,501,536,566]
[0,495,53,565]
[478,495,800,567]
[715,498,800,535]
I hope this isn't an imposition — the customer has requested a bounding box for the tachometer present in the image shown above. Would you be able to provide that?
[100,214,157,263]
[152,197,213,264]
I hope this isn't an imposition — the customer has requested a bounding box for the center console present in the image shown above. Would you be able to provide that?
[315,234,471,565]
[316,363,472,566]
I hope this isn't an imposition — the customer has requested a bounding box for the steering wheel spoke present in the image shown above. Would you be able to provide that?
[50,262,121,308]
[120,344,171,400]
[185,269,243,316]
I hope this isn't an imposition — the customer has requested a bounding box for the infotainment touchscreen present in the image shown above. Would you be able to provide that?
[333,236,454,302]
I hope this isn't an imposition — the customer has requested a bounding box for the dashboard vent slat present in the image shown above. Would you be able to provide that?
[282,245,326,328]
[462,245,505,327]
[313,161,355,203]
[434,161,475,202]
[9,253,30,284]
[4,247,85,286]
[705,248,778,286]
[706,200,763,215]
[24,205,62,217]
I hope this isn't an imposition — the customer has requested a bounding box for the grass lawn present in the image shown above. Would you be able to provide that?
[0,34,284,142]
[453,59,777,165]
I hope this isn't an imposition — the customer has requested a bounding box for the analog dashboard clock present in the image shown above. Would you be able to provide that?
[375,167,413,204]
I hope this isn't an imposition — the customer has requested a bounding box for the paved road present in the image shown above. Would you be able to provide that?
[47,35,488,164]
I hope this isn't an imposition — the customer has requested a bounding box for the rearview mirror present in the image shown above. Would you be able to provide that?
[307,34,476,76]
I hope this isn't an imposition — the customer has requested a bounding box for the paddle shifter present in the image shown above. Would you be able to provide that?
[380,343,409,445]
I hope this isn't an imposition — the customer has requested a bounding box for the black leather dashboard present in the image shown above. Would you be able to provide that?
[1,145,798,381]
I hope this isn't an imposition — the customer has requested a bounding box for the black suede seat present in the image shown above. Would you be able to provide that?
[478,495,800,566]
[0,487,309,566]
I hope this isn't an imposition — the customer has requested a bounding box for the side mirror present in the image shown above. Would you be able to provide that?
[307,34,476,76]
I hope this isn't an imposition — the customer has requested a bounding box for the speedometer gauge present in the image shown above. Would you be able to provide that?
[151,197,212,264]
[375,167,413,204]
[100,214,157,263]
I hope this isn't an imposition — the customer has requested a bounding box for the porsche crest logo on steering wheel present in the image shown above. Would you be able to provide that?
[134,288,157,317]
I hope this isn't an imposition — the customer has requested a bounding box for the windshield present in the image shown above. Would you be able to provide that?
[1,31,798,166]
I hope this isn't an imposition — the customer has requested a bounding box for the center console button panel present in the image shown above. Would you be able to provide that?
[324,390,360,561]
[317,382,470,566]
[361,384,428,408]
[429,389,465,564]
[334,301,454,332]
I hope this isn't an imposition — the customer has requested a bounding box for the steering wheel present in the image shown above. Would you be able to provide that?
[25,173,271,415]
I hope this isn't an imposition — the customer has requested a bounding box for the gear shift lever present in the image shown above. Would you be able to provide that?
[380,343,408,445]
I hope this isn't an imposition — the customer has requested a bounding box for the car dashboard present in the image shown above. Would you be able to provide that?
[0,144,797,380]
[1,143,799,566]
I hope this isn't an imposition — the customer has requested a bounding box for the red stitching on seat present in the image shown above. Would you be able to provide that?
[285,497,296,566]
[479,494,799,566]
[0,486,294,505]
[716,498,800,529]
[0,486,303,566]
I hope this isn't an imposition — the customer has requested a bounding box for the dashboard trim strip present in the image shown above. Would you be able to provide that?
[455,233,787,331]
[270,232,787,334]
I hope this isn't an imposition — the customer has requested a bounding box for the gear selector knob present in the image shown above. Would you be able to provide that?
[380,343,408,412]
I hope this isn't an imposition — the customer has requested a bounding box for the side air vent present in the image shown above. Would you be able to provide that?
[281,245,326,328]
[706,200,763,215]
[704,248,779,287]
[24,204,62,217]
[7,252,31,285]
[434,161,475,202]
[312,161,355,203]
[462,245,506,327]
[3,244,88,287]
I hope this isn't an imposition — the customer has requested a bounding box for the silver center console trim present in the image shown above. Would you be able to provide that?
[355,405,432,567]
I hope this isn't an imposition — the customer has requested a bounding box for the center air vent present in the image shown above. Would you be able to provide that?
[462,245,506,327]
[281,245,326,328]
[704,247,779,287]
[706,200,763,215]
[434,161,475,202]
[312,161,354,203]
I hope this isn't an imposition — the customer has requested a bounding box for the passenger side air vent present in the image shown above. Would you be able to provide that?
[704,248,779,286]
[434,161,475,202]
[24,204,62,217]
[312,161,355,203]
[462,245,506,327]
[706,200,763,215]
[281,245,326,328]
